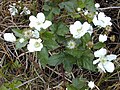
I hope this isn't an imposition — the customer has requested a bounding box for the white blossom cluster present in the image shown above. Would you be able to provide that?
[4,12,52,52]
[8,3,30,16]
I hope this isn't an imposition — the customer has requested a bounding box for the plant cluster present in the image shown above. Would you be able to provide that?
[1,0,119,90]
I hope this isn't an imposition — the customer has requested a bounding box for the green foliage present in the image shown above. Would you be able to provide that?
[41,31,59,50]
[0,85,8,90]
[67,77,88,90]
[78,0,96,13]
[48,53,64,66]
[56,22,69,36]
[72,77,87,89]
[93,42,105,49]
[37,47,49,67]
[77,50,96,71]
[15,40,28,50]
[59,0,78,12]
[2,80,22,90]
[65,49,83,58]
[12,29,24,38]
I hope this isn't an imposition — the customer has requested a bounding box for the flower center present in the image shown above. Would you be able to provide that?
[77,27,82,33]
[24,30,32,38]
[100,57,106,64]
[34,42,40,48]
[37,22,42,25]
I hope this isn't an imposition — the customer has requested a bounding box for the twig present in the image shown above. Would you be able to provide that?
[46,66,72,83]
[16,77,39,88]
[99,6,120,10]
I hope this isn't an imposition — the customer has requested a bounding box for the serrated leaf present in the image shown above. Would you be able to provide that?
[59,0,77,12]
[43,5,51,11]
[72,77,87,89]
[63,54,75,72]
[81,33,91,43]
[37,47,48,67]
[56,23,69,36]
[52,7,60,15]
[42,31,59,50]
[48,53,64,66]
[85,0,96,13]
[77,51,96,71]
[65,49,83,58]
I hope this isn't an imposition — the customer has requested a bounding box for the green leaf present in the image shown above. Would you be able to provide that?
[37,47,48,67]
[81,33,91,43]
[50,24,57,33]
[77,51,96,71]
[56,23,69,36]
[48,53,64,66]
[59,0,77,12]
[93,42,105,49]
[12,29,24,38]
[72,77,87,89]
[43,5,51,11]
[85,0,96,13]
[65,49,83,58]
[67,85,77,90]
[63,54,75,72]
[13,60,21,68]
[46,10,54,21]
[0,85,8,90]
[52,7,60,15]
[42,31,59,50]
[78,0,85,8]
[15,40,28,50]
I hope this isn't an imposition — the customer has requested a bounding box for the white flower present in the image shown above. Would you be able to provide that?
[4,33,16,42]
[32,30,39,38]
[95,3,100,9]
[27,38,43,52]
[70,21,93,39]
[93,48,117,73]
[20,6,31,15]
[77,8,81,12]
[29,12,52,31]
[92,12,112,27]
[19,38,25,43]
[88,81,95,89]
[99,34,107,42]
[83,10,89,15]
[67,40,76,49]
[8,5,18,16]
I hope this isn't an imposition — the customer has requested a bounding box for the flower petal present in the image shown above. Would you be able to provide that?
[103,61,115,73]
[29,15,37,22]
[94,48,107,57]
[93,59,100,64]
[99,34,107,43]
[37,12,45,23]
[4,33,16,42]
[98,63,106,73]
[106,54,117,61]
[42,20,52,29]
